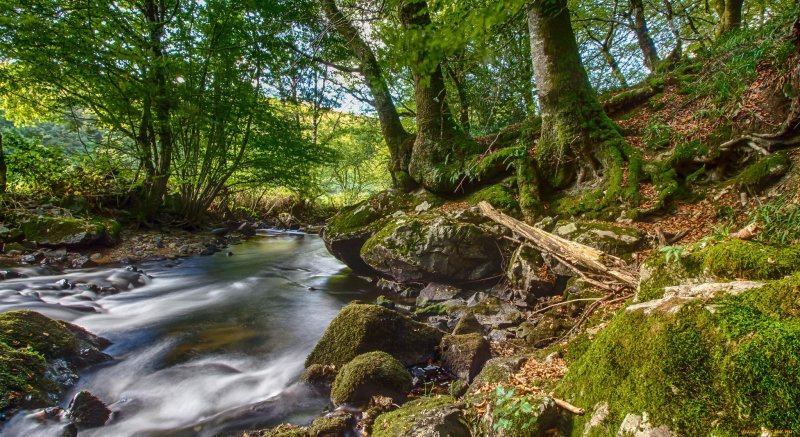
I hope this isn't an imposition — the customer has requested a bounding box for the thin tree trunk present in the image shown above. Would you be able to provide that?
[628,0,660,71]
[664,0,683,62]
[601,47,628,87]
[0,131,6,194]
[142,0,174,217]
[527,0,640,204]
[398,0,478,194]
[319,0,415,189]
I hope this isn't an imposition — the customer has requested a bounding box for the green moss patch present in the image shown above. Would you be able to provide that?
[557,274,800,435]
[305,303,443,368]
[0,310,76,359]
[0,342,49,410]
[734,151,790,192]
[372,395,467,437]
[330,351,412,407]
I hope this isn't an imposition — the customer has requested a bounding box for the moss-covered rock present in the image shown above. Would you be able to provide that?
[440,333,491,383]
[452,312,483,335]
[17,215,120,248]
[307,412,354,437]
[330,351,412,408]
[0,342,49,411]
[0,311,111,414]
[734,150,790,192]
[372,396,470,437]
[322,190,442,273]
[361,211,506,284]
[467,356,527,394]
[553,220,647,258]
[255,424,309,437]
[305,304,444,368]
[0,310,77,359]
[556,273,800,435]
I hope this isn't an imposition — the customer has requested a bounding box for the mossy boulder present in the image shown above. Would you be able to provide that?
[18,215,120,249]
[0,342,50,411]
[307,412,354,437]
[372,396,470,437]
[330,351,412,408]
[556,273,800,435]
[322,190,442,273]
[305,303,444,368]
[552,220,646,258]
[638,239,800,301]
[452,312,483,335]
[0,311,111,413]
[256,424,309,437]
[361,211,506,284]
[468,356,527,394]
[440,333,491,383]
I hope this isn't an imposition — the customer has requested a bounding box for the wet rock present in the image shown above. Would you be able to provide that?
[305,303,444,368]
[70,255,95,269]
[440,333,491,383]
[0,270,26,280]
[0,311,111,414]
[361,211,507,284]
[372,396,469,437]
[210,227,228,237]
[330,351,412,408]
[416,282,463,307]
[200,244,220,256]
[21,253,41,264]
[237,222,257,237]
[67,390,111,430]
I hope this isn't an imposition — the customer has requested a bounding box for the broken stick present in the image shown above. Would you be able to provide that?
[553,397,585,415]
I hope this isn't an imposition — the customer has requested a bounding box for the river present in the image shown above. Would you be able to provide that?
[1,231,380,436]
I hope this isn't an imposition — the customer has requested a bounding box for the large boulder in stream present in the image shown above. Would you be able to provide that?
[0,311,111,414]
[360,211,507,284]
[330,351,412,407]
[305,303,444,369]
[322,190,442,273]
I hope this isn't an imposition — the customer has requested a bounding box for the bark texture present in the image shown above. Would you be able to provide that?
[628,0,660,71]
[527,0,640,204]
[320,0,415,189]
[398,0,479,194]
[0,131,6,194]
[715,0,745,35]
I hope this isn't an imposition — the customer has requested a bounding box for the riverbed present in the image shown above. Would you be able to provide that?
[1,232,380,436]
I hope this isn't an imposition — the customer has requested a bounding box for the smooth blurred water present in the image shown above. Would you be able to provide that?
[0,232,379,436]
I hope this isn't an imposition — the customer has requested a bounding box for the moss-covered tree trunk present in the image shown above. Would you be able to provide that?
[628,0,660,71]
[320,0,415,190]
[527,0,640,206]
[398,0,479,194]
[715,0,745,35]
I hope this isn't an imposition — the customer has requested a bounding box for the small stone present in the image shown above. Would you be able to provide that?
[67,390,111,430]
[416,283,463,307]
[440,333,491,383]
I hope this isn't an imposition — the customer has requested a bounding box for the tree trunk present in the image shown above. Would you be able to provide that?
[398,0,479,194]
[628,0,660,71]
[600,45,628,87]
[527,0,640,205]
[715,0,745,35]
[141,0,174,218]
[663,0,683,63]
[0,131,6,194]
[446,62,470,132]
[319,0,415,190]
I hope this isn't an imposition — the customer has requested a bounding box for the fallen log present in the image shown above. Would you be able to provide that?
[477,201,639,289]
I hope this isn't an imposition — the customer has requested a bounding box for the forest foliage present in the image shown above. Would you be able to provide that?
[0,0,796,224]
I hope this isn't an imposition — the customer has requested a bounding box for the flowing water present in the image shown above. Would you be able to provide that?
[0,231,380,436]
